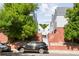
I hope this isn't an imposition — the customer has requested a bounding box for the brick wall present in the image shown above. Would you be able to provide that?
[48,27,64,43]
[48,27,79,51]
[35,33,43,42]
[35,27,65,45]
[0,32,8,43]
[35,28,79,51]
[48,44,79,51]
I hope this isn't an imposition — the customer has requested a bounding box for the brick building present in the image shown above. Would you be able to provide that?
[34,4,74,51]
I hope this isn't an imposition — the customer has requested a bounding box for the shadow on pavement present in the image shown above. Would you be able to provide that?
[0,51,49,56]
[0,52,20,56]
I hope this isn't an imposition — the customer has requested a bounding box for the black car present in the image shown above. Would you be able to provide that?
[0,43,11,52]
[15,41,48,54]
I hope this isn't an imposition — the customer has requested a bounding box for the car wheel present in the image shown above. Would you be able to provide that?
[19,48,24,53]
[39,49,44,54]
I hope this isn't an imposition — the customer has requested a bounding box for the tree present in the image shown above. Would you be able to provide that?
[39,24,48,29]
[65,3,79,42]
[0,3,38,41]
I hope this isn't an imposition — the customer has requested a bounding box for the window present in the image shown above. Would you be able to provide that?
[42,35,46,38]
[54,29,57,33]
[38,29,40,31]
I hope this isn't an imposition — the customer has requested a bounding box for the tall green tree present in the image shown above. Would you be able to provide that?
[65,3,79,42]
[0,3,37,41]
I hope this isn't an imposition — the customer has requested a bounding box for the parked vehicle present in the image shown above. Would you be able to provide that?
[15,41,48,54]
[0,43,11,52]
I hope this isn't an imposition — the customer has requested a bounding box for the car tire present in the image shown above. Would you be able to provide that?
[39,49,44,54]
[19,48,24,53]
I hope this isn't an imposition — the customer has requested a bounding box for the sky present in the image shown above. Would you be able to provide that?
[0,3,4,8]
[35,3,73,24]
[48,3,73,7]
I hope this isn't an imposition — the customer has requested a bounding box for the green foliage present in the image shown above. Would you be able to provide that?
[0,3,37,41]
[65,3,79,41]
[39,24,48,29]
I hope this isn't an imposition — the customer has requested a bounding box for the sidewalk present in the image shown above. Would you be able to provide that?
[48,50,79,55]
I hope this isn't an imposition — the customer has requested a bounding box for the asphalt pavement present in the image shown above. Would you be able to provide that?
[0,52,79,56]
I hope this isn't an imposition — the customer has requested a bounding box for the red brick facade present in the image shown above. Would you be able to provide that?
[36,27,64,44]
[48,27,64,43]
[0,32,8,43]
[48,45,79,51]
[35,33,43,42]
[35,27,79,51]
